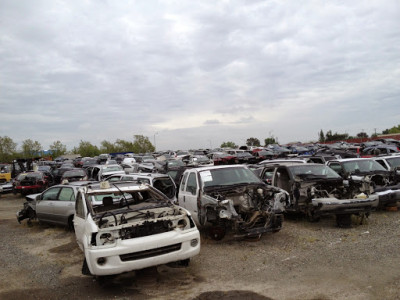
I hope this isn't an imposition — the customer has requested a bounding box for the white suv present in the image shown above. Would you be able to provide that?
[73,181,200,281]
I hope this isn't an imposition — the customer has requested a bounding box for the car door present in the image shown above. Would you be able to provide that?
[73,191,87,251]
[52,187,76,225]
[179,171,200,224]
[36,187,62,223]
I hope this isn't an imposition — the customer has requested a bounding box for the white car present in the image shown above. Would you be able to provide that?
[73,181,200,280]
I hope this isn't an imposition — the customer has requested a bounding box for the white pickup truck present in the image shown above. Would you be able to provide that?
[177,165,289,240]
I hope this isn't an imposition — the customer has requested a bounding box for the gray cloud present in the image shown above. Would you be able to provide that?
[1,0,399,150]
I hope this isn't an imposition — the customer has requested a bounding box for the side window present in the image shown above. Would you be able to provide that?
[42,187,61,200]
[309,158,323,164]
[328,163,342,174]
[59,187,75,201]
[137,177,150,184]
[186,173,198,195]
[262,168,275,184]
[376,160,388,169]
[92,168,100,180]
[108,176,121,182]
[75,192,85,218]
[180,172,189,192]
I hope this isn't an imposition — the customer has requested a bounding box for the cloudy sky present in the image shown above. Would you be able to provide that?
[1,0,399,151]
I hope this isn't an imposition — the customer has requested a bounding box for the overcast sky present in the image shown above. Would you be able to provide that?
[1,0,399,151]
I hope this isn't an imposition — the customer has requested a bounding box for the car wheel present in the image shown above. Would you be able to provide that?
[67,216,74,231]
[336,214,352,228]
[209,226,226,241]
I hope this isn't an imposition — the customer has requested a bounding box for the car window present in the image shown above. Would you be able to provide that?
[75,192,85,218]
[328,163,342,174]
[180,172,189,192]
[108,176,121,182]
[59,187,75,201]
[42,187,61,200]
[136,177,150,184]
[186,173,197,195]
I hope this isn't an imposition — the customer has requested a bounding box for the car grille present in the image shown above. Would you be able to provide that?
[119,243,182,262]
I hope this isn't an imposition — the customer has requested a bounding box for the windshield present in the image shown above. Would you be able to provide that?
[201,167,262,188]
[386,157,400,168]
[289,165,341,179]
[64,170,86,177]
[342,160,387,173]
[102,165,123,172]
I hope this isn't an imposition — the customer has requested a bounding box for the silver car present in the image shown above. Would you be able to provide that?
[17,181,95,229]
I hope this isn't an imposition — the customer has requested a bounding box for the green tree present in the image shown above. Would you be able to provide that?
[21,139,42,158]
[325,130,349,142]
[356,132,368,138]
[220,141,237,148]
[100,140,117,153]
[115,139,135,152]
[73,140,100,157]
[264,137,276,146]
[319,130,325,142]
[246,137,261,147]
[0,136,17,163]
[132,135,154,153]
[49,140,67,158]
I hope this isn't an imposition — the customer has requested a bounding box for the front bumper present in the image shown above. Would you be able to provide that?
[311,195,379,215]
[85,228,200,276]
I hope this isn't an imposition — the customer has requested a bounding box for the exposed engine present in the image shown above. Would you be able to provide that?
[201,184,288,239]
[91,206,194,246]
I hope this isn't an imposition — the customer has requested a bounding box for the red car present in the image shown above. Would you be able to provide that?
[13,171,49,196]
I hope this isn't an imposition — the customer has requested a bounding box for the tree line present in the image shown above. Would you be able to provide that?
[0,135,154,163]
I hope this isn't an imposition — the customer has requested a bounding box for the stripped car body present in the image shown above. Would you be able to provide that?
[327,158,400,208]
[178,165,289,240]
[73,182,200,278]
[256,163,379,226]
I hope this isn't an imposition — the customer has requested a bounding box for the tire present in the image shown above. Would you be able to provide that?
[336,214,352,228]
[209,226,226,241]
[67,216,74,231]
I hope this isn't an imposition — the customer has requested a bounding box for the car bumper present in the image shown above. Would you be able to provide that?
[85,228,200,276]
[311,195,379,215]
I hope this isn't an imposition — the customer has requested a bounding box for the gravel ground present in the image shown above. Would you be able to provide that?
[1,193,400,300]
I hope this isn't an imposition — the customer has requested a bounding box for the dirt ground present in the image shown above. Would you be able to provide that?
[1,193,400,300]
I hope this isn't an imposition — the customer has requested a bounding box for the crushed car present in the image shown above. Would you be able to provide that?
[255,163,379,227]
[178,165,289,240]
[73,181,200,280]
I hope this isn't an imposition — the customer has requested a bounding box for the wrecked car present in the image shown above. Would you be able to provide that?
[105,173,177,203]
[73,181,200,280]
[327,158,400,209]
[178,165,288,240]
[16,181,95,228]
[256,163,379,227]
[13,171,49,196]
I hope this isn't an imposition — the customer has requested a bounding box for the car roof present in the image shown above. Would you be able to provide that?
[84,181,152,194]
[189,165,249,172]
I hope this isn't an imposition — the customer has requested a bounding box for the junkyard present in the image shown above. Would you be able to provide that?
[2,1,400,298]
[1,182,400,299]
